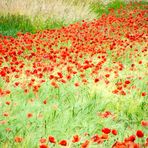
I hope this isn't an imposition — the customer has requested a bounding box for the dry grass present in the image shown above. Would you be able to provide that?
[0,0,145,23]
[0,0,98,23]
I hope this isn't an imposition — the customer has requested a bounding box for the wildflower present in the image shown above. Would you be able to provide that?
[72,135,80,143]
[14,136,23,143]
[5,101,11,105]
[91,134,100,142]
[74,82,79,87]
[6,128,11,132]
[141,92,146,96]
[57,72,63,78]
[0,120,7,124]
[101,133,108,140]
[105,74,110,78]
[27,113,33,118]
[51,81,59,88]
[48,136,56,143]
[94,78,99,83]
[40,138,46,143]
[3,112,9,117]
[112,129,118,135]
[43,100,47,104]
[136,130,144,138]
[102,128,111,134]
[59,140,67,146]
[125,80,131,84]
[127,135,136,142]
[39,144,48,148]
[81,140,89,148]
[141,120,148,127]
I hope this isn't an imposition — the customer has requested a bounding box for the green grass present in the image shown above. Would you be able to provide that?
[90,0,148,18]
[0,14,35,36]
[90,0,126,17]
[0,14,67,37]
[0,75,147,147]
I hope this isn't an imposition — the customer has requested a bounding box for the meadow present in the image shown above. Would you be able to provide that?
[0,0,148,148]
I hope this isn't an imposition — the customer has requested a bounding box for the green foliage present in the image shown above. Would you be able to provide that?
[44,18,66,29]
[90,0,148,17]
[0,14,66,37]
[90,0,126,17]
[0,14,35,36]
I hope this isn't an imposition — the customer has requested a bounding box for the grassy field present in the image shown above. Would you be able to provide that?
[0,0,148,148]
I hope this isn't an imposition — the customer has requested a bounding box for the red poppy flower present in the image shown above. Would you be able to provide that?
[141,92,147,96]
[125,80,131,84]
[0,70,6,77]
[27,113,33,118]
[59,140,67,146]
[81,140,89,148]
[105,74,110,78]
[101,111,112,118]
[61,79,66,83]
[145,138,148,147]
[39,144,48,148]
[72,135,80,143]
[136,130,144,138]
[6,128,11,132]
[112,129,118,135]
[91,134,100,142]
[112,89,119,94]
[127,135,136,142]
[48,136,56,143]
[141,120,148,127]
[40,138,46,143]
[5,101,11,105]
[43,100,47,104]
[94,78,99,83]
[14,136,23,143]
[102,128,111,134]
[120,90,126,96]
[51,81,59,88]
[101,133,108,140]
[3,112,9,117]
[57,72,63,78]
[74,82,79,87]
[112,141,126,148]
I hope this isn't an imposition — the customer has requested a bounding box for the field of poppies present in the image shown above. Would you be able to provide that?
[0,1,148,148]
